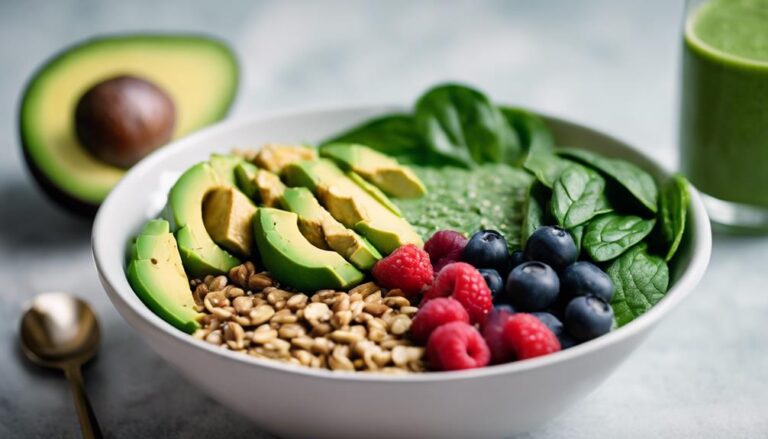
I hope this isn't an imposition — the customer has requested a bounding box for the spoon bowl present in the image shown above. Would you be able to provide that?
[20,292,100,368]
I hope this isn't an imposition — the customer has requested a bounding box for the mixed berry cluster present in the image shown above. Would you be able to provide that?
[371,226,615,372]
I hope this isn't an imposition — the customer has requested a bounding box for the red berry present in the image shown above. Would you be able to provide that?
[504,313,561,360]
[372,244,433,296]
[481,307,515,364]
[424,230,468,273]
[422,262,492,325]
[411,297,470,344]
[427,321,490,371]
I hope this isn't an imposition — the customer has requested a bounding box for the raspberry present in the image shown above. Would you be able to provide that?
[410,297,470,344]
[504,313,561,360]
[371,244,433,296]
[426,321,490,371]
[422,262,492,325]
[481,307,515,364]
[424,230,468,273]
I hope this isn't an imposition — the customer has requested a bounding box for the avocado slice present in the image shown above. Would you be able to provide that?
[320,143,427,198]
[234,163,286,207]
[209,153,242,186]
[281,187,382,270]
[126,219,201,333]
[235,162,260,199]
[254,144,318,174]
[203,187,257,256]
[253,208,364,291]
[19,34,238,215]
[165,162,241,277]
[283,159,423,254]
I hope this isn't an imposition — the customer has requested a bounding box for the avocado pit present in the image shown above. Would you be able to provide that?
[74,75,176,168]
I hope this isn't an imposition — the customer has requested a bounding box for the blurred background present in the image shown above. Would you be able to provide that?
[1,0,766,438]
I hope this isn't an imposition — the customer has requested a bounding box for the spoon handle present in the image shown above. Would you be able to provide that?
[65,365,103,439]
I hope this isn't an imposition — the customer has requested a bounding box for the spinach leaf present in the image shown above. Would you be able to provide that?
[500,107,554,161]
[551,165,608,228]
[523,151,573,188]
[521,181,550,247]
[559,148,658,213]
[414,84,521,167]
[607,243,669,326]
[569,225,585,254]
[659,174,690,261]
[320,114,430,164]
[583,213,656,262]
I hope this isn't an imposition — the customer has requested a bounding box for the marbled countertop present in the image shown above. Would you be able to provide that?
[1,0,767,437]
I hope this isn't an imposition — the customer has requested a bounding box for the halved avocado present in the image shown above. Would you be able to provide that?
[165,162,241,277]
[281,187,382,270]
[126,219,201,333]
[283,159,422,254]
[19,34,239,215]
[253,208,364,291]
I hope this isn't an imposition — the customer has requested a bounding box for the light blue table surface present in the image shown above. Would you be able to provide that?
[1,1,766,437]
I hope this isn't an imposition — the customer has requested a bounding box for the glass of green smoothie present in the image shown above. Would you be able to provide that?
[680,0,768,231]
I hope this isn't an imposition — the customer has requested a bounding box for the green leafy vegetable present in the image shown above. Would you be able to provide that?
[521,181,550,247]
[659,175,690,261]
[522,151,573,188]
[583,214,656,262]
[559,148,658,213]
[551,166,608,228]
[500,107,554,161]
[569,225,585,254]
[320,114,430,164]
[414,84,521,167]
[608,243,669,326]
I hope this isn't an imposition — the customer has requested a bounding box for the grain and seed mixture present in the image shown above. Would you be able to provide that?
[190,262,426,373]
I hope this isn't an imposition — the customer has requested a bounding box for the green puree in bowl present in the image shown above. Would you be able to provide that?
[681,0,768,207]
[394,164,532,249]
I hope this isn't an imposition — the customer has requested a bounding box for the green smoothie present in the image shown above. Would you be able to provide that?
[680,0,768,207]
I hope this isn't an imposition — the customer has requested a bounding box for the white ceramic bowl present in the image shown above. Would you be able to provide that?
[93,106,711,439]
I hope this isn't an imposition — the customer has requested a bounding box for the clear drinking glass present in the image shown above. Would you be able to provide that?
[679,0,768,231]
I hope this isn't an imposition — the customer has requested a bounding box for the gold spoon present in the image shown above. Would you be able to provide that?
[20,292,103,439]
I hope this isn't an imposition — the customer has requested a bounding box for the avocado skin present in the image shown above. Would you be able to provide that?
[18,33,239,216]
[253,208,364,291]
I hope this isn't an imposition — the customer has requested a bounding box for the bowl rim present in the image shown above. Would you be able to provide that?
[92,104,712,383]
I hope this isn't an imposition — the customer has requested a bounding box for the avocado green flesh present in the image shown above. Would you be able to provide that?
[235,162,260,199]
[347,171,403,216]
[209,154,242,186]
[166,162,240,277]
[284,160,422,255]
[253,208,364,291]
[20,34,239,208]
[281,187,381,270]
[127,220,201,333]
[320,143,427,198]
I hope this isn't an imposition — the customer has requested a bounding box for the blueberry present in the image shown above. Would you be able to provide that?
[524,226,578,271]
[509,250,526,271]
[462,230,510,272]
[532,311,563,336]
[479,268,504,300]
[505,261,560,311]
[533,312,578,349]
[493,304,516,314]
[558,332,579,349]
[561,261,614,302]
[564,296,614,342]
